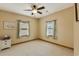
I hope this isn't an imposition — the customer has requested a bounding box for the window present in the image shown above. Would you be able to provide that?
[46,20,56,38]
[17,20,30,38]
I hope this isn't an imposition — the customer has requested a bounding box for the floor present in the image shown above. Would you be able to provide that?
[0,40,73,56]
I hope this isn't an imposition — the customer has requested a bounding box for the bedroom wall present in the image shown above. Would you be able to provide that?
[74,5,79,55]
[39,7,74,48]
[74,17,79,55]
[0,10,38,44]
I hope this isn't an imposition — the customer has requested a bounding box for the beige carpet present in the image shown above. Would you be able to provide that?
[0,40,73,56]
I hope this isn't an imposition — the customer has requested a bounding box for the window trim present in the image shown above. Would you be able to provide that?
[17,20,30,38]
[46,20,56,39]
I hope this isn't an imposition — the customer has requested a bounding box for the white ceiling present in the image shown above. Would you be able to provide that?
[0,3,74,18]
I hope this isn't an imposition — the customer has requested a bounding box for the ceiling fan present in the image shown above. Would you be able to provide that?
[24,4,45,15]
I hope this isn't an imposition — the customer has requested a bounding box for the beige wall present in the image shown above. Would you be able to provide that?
[39,7,74,48]
[0,10,38,44]
[74,20,79,55]
[74,5,79,55]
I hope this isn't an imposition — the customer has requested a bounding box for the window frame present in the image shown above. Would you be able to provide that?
[17,20,30,38]
[46,20,56,39]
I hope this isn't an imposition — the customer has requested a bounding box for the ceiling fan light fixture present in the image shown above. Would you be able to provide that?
[32,9,37,13]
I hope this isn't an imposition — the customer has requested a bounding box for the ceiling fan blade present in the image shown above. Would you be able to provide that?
[24,9,32,11]
[37,11,42,14]
[37,6,45,10]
